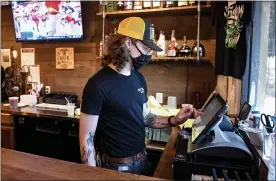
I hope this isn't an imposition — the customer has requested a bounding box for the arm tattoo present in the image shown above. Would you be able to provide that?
[145,113,157,127]
[81,148,92,164]
[87,132,94,147]
[81,132,95,164]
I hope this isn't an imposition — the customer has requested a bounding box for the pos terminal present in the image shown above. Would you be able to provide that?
[173,93,257,180]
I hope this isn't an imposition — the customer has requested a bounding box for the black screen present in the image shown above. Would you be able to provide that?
[192,95,225,143]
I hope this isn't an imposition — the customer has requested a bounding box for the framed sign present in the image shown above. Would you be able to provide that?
[1,49,11,69]
[56,48,74,69]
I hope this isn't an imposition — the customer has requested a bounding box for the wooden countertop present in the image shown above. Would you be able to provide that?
[153,126,180,180]
[1,104,79,120]
[1,148,166,180]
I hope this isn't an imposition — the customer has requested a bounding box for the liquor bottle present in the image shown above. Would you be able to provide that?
[191,40,205,57]
[152,0,162,8]
[157,31,166,57]
[178,0,188,6]
[143,0,152,9]
[114,28,117,35]
[134,0,143,10]
[99,40,103,57]
[124,0,133,10]
[165,0,176,8]
[179,36,191,57]
[117,0,124,11]
[189,0,197,6]
[167,30,177,57]
[106,1,116,12]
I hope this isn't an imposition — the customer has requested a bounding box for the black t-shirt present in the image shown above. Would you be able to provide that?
[81,66,148,157]
[212,1,252,79]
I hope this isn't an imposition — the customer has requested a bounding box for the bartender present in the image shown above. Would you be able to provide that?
[79,17,202,176]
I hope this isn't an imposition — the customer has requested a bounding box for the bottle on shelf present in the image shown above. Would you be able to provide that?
[117,0,124,11]
[164,0,176,8]
[143,0,152,9]
[167,30,177,57]
[134,0,143,10]
[99,40,103,57]
[179,36,191,57]
[177,0,189,7]
[114,28,117,35]
[188,0,197,6]
[157,30,166,57]
[106,1,117,12]
[152,0,162,8]
[124,0,133,10]
[191,40,205,57]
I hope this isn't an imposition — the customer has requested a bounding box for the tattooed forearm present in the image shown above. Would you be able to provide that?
[80,131,96,165]
[144,113,157,127]
[144,113,169,128]
[87,132,94,146]
[81,148,93,164]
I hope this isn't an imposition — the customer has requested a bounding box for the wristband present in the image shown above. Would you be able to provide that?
[168,116,176,127]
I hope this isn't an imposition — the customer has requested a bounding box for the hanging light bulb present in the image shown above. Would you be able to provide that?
[12,50,18,60]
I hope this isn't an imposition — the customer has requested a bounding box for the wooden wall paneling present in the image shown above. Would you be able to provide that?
[1,2,217,102]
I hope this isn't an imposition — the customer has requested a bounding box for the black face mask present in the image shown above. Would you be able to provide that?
[131,40,152,70]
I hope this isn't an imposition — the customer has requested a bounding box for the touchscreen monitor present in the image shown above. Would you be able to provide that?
[192,93,228,144]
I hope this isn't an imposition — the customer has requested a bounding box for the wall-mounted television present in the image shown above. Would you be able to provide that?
[11,1,83,41]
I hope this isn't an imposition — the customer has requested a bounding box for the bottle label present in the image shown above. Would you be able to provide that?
[134,1,142,9]
[153,0,161,7]
[168,50,176,56]
[178,1,188,6]
[124,1,133,10]
[143,2,151,8]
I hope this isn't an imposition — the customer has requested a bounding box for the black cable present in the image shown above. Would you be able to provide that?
[222,169,230,181]
[211,168,218,181]
[233,170,241,181]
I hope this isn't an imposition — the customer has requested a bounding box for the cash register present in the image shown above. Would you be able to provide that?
[173,93,258,180]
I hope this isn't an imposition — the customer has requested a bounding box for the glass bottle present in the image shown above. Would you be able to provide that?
[143,0,152,9]
[178,0,188,7]
[152,0,161,8]
[117,0,124,11]
[165,0,176,8]
[179,36,191,57]
[124,0,133,10]
[189,0,197,6]
[134,0,143,10]
[167,30,177,57]
[191,40,205,57]
[157,31,166,57]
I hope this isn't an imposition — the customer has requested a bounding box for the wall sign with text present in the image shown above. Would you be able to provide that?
[56,48,74,69]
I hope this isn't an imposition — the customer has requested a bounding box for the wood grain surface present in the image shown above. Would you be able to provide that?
[153,126,180,180]
[1,148,165,180]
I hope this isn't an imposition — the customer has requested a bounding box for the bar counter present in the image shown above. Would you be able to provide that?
[1,148,165,180]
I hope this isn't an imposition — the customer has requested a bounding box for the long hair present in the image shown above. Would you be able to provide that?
[102,34,132,71]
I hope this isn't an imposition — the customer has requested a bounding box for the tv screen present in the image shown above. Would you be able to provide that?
[11,1,83,41]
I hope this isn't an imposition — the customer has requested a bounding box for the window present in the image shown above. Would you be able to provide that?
[248,2,275,116]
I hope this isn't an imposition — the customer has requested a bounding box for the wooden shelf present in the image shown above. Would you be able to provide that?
[96,4,211,17]
[151,56,208,62]
[96,56,209,63]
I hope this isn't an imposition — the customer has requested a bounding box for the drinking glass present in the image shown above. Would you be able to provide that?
[67,103,75,116]
[9,97,19,109]
[263,127,276,158]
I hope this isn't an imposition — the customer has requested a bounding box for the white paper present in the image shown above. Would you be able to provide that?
[29,65,40,83]
[1,49,11,69]
[21,48,35,67]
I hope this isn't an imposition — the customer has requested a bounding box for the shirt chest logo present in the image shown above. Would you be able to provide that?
[138,88,144,93]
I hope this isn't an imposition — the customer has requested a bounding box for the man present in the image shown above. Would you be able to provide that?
[80,17,202,176]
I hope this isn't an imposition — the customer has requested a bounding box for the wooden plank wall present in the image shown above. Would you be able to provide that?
[1,1,217,107]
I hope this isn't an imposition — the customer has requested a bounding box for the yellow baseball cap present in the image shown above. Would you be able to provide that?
[117,17,162,52]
